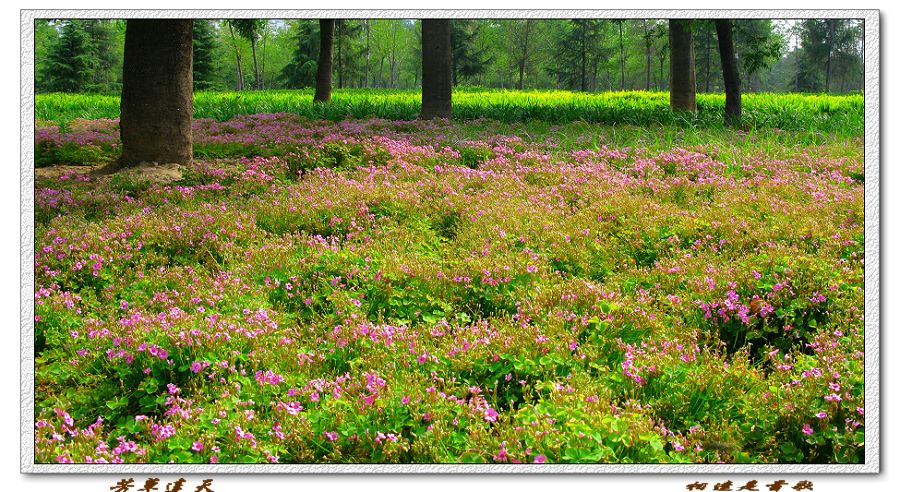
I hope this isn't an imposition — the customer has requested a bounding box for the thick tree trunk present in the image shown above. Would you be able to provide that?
[314,19,335,103]
[715,19,741,127]
[669,19,696,112]
[421,19,452,119]
[119,19,193,166]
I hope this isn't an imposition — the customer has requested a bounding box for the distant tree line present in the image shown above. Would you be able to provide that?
[35,18,864,95]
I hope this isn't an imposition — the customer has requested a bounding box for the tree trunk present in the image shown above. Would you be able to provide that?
[336,22,344,90]
[227,22,244,91]
[365,20,371,88]
[644,21,652,91]
[825,20,836,93]
[250,36,260,90]
[314,19,335,103]
[715,19,741,127]
[119,19,193,166]
[669,19,696,112]
[705,25,711,92]
[390,51,396,88]
[659,54,665,91]
[421,19,452,119]
[517,60,525,91]
[580,26,587,92]
[619,21,626,91]
[261,22,268,90]
[518,20,531,90]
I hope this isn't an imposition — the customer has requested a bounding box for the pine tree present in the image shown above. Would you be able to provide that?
[450,20,493,86]
[193,19,218,91]
[43,20,94,92]
[280,20,320,89]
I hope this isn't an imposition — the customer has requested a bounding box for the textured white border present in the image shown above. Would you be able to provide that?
[20,8,880,475]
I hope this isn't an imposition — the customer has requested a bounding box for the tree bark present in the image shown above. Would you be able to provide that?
[314,19,335,103]
[715,19,741,127]
[119,19,193,166]
[421,19,452,119]
[669,19,696,112]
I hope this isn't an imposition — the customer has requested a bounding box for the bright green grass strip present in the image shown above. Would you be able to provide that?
[35,89,863,136]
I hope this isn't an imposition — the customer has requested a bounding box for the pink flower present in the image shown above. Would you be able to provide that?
[802,423,814,435]
[816,412,827,419]
[533,454,547,464]
[484,407,499,422]
[192,441,203,452]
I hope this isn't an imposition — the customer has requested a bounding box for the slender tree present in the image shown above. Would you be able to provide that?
[641,20,654,91]
[616,20,626,90]
[421,19,451,119]
[119,19,193,166]
[365,20,371,87]
[226,21,245,90]
[715,19,741,127]
[232,20,265,90]
[260,21,269,89]
[669,19,696,112]
[314,19,335,102]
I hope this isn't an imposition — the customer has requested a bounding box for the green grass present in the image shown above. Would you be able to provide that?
[35,88,864,136]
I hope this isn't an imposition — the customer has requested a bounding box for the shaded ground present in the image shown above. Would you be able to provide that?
[35,162,184,185]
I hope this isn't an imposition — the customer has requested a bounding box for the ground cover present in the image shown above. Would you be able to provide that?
[33,114,865,464]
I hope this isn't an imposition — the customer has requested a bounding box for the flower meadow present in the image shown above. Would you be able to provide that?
[33,113,865,464]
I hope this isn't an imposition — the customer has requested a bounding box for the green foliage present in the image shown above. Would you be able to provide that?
[280,20,320,89]
[32,105,864,465]
[192,20,218,91]
[35,89,865,136]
